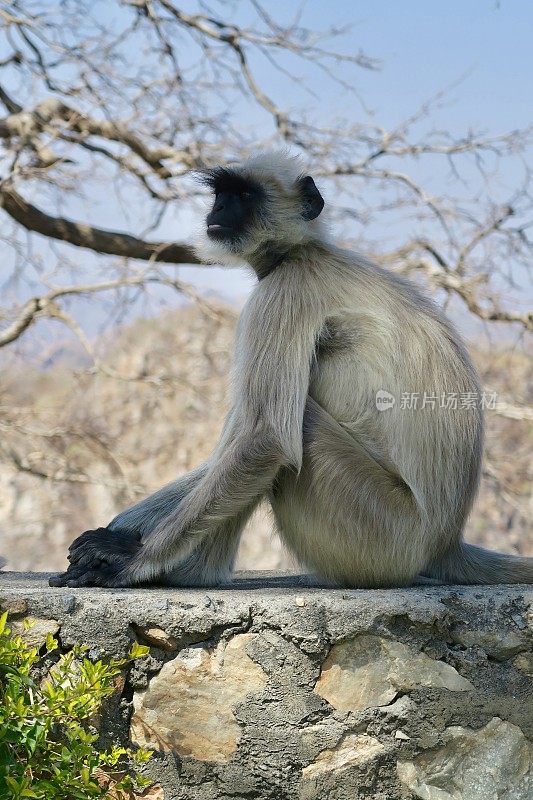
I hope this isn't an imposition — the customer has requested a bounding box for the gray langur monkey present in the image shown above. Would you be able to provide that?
[50,150,533,589]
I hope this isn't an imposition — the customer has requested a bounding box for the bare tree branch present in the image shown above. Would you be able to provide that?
[393,253,533,332]
[0,272,233,347]
[0,441,146,493]
[0,187,200,263]
[493,400,533,422]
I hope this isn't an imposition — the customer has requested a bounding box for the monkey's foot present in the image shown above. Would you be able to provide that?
[49,527,142,588]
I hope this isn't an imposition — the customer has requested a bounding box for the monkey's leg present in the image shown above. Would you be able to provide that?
[272,397,428,588]
[163,502,258,586]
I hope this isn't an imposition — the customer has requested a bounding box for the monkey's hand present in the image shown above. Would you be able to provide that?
[48,527,143,588]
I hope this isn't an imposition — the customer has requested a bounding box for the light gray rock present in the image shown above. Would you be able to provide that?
[397,717,532,800]
[514,651,533,677]
[131,633,267,762]
[302,733,385,779]
[453,627,528,660]
[131,623,179,651]
[11,616,59,649]
[314,634,473,712]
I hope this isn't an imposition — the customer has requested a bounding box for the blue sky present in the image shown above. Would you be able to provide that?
[294,1,533,130]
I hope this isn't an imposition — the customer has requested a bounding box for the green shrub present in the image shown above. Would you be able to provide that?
[0,611,152,799]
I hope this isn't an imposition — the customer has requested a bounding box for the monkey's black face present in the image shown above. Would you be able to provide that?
[203,168,265,243]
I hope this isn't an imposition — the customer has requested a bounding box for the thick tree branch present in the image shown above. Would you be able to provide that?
[0,187,200,263]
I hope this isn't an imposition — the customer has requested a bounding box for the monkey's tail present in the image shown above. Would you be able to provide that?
[423,542,533,585]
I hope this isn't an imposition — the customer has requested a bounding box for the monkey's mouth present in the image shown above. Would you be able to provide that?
[207,224,236,238]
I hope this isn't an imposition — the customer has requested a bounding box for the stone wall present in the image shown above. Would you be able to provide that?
[1,572,532,800]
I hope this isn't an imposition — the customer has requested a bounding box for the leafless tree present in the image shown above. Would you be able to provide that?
[0,1,530,568]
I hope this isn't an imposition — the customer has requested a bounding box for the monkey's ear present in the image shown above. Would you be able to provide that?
[296,175,324,220]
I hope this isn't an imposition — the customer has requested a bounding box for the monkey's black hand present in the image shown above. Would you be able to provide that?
[49,527,142,588]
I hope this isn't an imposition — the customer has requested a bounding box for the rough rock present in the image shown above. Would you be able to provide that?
[2,597,28,615]
[131,633,268,762]
[139,787,165,800]
[131,623,179,651]
[11,616,59,648]
[397,717,532,800]
[138,787,164,800]
[514,651,533,677]
[453,627,528,660]
[314,634,473,712]
[302,734,385,779]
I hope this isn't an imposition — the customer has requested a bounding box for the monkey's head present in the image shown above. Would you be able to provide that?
[196,151,325,271]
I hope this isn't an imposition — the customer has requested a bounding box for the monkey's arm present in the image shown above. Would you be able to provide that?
[55,402,257,587]
[121,423,284,583]
[107,462,210,536]
[105,404,245,539]
[119,272,325,586]
[52,407,246,587]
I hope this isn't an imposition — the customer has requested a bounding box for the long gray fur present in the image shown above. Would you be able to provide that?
[56,150,533,588]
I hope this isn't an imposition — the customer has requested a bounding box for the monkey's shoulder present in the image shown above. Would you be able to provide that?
[315,317,357,358]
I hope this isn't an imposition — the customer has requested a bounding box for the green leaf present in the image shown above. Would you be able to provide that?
[45,633,58,653]
[129,642,150,659]
[0,610,8,635]
[0,621,151,799]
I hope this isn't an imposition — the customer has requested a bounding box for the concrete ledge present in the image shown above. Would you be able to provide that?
[1,572,532,800]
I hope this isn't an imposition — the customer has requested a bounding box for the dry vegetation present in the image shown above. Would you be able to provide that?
[0,303,295,571]
[1,302,530,573]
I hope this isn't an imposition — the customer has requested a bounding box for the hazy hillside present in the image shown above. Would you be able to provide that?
[0,302,530,574]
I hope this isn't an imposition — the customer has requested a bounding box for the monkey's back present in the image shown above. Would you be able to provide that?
[307,247,483,547]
